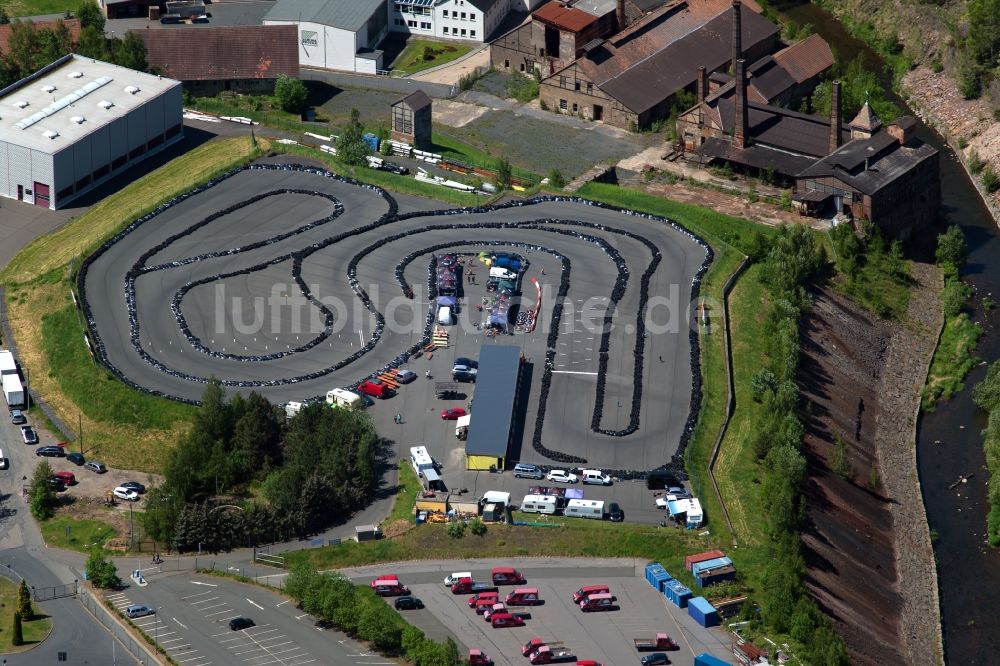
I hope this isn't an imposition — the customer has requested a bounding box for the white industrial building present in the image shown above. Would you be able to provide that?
[0,54,182,210]
[264,0,389,74]
[390,0,544,43]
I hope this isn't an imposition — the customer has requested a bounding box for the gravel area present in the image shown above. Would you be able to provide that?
[875,260,945,666]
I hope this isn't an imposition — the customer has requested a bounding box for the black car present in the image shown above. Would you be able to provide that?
[120,481,146,494]
[606,502,625,522]
[394,596,424,610]
[640,653,670,666]
[47,478,65,491]
[36,446,65,457]
[229,617,255,631]
[66,452,85,466]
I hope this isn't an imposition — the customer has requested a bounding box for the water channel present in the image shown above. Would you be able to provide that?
[778,2,1000,663]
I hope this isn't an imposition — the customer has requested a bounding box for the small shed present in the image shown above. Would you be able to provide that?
[355,524,382,541]
[391,90,432,151]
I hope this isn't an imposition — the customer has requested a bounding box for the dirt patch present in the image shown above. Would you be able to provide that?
[643,179,811,229]
[797,289,905,665]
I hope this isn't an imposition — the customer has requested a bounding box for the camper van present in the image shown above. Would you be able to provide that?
[519,494,558,514]
[409,446,442,489]
[438,305,453,325]
[564,499,605,520]
[326,388,362,409]
[284,401,303,419]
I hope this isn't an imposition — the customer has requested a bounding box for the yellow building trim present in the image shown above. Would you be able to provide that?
[466,454,501,471]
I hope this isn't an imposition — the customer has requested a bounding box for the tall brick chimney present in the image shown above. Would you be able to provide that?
[617,0,626,31]
[732,0,742,69]
[829,80,842,153]
[734,58,748,149]
[697,66,707,103]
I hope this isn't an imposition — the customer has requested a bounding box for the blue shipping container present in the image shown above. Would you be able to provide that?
[663,580,692,608]
[692,557,733,576]
[688,596,720,628]
[651,570,673,593]
[694,653,730,666]
[362,133,380,151]
[644,562,666,586]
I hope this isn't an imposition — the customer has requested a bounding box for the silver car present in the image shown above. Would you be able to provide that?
[125,604,154,619]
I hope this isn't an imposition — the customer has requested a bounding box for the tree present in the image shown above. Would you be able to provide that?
[76,0,106,32]
[16,579,32,621]
[358,601,402,653]
[935,225,967,269]
[85,548,120,589]
[0,8,9,25]
[274,75,308,114]
[547,168,566,189]
[750,369,777,402]
[941,279,972,318]
[29,460,57,520]
[112,31,147,71]
[337,108,370,167]
[974,362,1000,412]
[830,436,852,479]
[11,611,23,646]
[494,156,512,190]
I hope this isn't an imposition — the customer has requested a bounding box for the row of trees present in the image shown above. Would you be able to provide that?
[0,3,146,90]
[958,0,1000,98]
[747,226,850,666]
[286,564,460,666]
[142,381,381,552]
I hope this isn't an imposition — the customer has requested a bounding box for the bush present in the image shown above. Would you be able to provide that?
[959,64,983,99]
[86,549,121,589]
[548,168,566,189]
[494,157,512,190]
[469,518,487,536]
[969,149,984,174]
[446,521,467,539]
[935,225,968,269]
[942,279,973,317]
[274,75,308,114]
[982,166,1000,193]
[830,436,852,479]
[29,461,57,520]
[750,369,777,402]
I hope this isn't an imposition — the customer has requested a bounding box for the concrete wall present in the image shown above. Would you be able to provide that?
[265,19,359,72]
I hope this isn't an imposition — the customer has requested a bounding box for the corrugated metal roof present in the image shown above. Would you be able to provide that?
[533,2,597,32]
[264,0,384,32]
[464,346,522,459]
[698,136,817,176]
[772,33,833,84]
[134,26,299,81]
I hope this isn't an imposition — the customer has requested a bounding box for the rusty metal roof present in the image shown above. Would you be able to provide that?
[772,33,834,84]
[716,98,850,157]
[134,25,299,81]
[533,2,597,32]
[698,136,817,176]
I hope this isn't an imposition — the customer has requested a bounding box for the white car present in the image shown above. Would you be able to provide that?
[545,469,578,484]
[113,487,139,502]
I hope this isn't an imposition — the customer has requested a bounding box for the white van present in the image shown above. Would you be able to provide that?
[326,388,362,409]
[438,305,452,325]
[581,469,612,486]
[520,494,558,514]
[564,499,605,520]
[444,571,473,586]
[489,267,518,280]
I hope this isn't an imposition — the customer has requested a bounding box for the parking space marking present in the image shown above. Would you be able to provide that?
[174,617,190,629]
[182,591,216,601]
[177,655,209,663]
[191,596,220,605]
[294,613,309,620]
[276,600,290,607]
[198,602,228,611]
[204,607,237,617]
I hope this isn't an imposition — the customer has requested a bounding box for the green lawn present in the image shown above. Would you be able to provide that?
[381,459,421,526]
[391,40,473,76]
[0,578,52,653]
[0,0,76,17]
[40,516,118,553]
[432,131,538,182]
[922,311,982,410]
[187,95,311,135]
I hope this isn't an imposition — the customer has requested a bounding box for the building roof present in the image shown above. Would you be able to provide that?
[133,26,299,81]
[0,19,80,54]
[263,0,384,32]
[396,89,432,111]
[573,0,620,17]
[0,54,180,156]
[772,33,833,83]
[850,101,882,132]
[699,136,817,176]
[746,55,795,101]
[590,4,777,114]
[715,98,850,157]
[464,345,522,459]
[533,2,597,32]
[466,0,504,11]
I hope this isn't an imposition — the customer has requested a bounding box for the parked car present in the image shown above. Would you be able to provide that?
[489,611,524,628]
[513,463,544,479]
[606,502,624,522]
[581,469,612,486]
[47,478,65,491]
[229,617,254,631]
[546,469,577,484]
[84,461,107,474]
[66,452,85,466]
[20,425,38,444]
[125,604,155,619]
[396,369,417,384]
[113,487,139,502]
[52,471,75,486]
[120,481,145,494]
[9,410,26,425]
[36,446,65,457]
[452,358,478,382]
[394,596,424,610]
[441,407,468,420]
[358,380,393,399]
[0,449,7,470]
[640,653,670,666]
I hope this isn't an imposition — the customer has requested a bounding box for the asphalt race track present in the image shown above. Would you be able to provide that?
[79,163,709,472]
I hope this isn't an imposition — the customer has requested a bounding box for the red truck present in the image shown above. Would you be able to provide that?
[523,638,564,657]
[492,566,526,585]
[370,577,409,596]
[633,634,679,651]
[451,577,497,594]
[528,646,576,664]
[468,649,493,666]
[505,587,541,606]
[579,593,617,612]
[490,611,525,628]
[468,591,499,608]
[358,380,393,399]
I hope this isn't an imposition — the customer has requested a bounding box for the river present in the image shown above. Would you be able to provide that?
[778,2,1000,663]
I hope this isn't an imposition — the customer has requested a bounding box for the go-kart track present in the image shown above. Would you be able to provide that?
[79,162,710,472]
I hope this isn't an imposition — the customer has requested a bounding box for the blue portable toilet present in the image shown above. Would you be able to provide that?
[688,596,720,627]
[362,133,380,152]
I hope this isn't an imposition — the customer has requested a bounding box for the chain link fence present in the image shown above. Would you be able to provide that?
[79,588,158,665]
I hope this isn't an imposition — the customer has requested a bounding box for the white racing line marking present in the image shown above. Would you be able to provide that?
[550,370,598,375]
[191,581,218,587]
[276,600,291,607]
[174,617,189,629]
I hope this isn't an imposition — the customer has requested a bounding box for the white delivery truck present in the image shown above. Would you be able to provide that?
[326,388,362,409]
[0,350,17,377]
[437,305,452,325]
[564,499,605,520]
[2,374,24,408]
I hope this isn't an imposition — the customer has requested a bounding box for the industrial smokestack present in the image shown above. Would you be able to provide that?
[617,0,626,31]
[698,66,707,104]
[734,58,748,149]
[732,0,742,69]
[829,80,842,153]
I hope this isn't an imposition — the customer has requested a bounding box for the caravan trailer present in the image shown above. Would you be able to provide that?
[326,388,362,409]
[519,494,558,514]
[409,446,442,489]
[564,499,605,520]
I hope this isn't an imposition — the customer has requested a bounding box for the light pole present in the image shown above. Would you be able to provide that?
[154,606,163,649]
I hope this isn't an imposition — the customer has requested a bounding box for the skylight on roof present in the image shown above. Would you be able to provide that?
[67,71,83,79]
[98,100,114,109]
[41,85,56,93]
[42,129,59,139]
[70,116,85,124]
[124,85,140,95]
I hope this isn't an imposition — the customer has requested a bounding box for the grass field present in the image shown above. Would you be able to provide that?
[922,311,982,410]
[0,577,52,653]
[40,516,117,553]
[381,460,421,526]
[390,40,473,76]
[0,0,75,16]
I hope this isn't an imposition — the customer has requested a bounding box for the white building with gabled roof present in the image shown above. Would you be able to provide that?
[0,53,182,209]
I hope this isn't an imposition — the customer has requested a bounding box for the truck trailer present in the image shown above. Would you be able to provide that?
[2,374,24,408]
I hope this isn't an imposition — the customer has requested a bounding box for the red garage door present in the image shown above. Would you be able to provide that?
[34,182,50,207]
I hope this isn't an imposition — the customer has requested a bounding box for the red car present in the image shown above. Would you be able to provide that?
[358,380,393,399]
[490,612,524,628]
[52,471,76,486]
[441,407,468,420]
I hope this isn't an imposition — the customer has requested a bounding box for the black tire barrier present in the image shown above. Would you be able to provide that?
[75,163,710,476]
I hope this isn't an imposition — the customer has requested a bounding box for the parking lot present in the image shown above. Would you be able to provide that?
[342,559,734,666]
